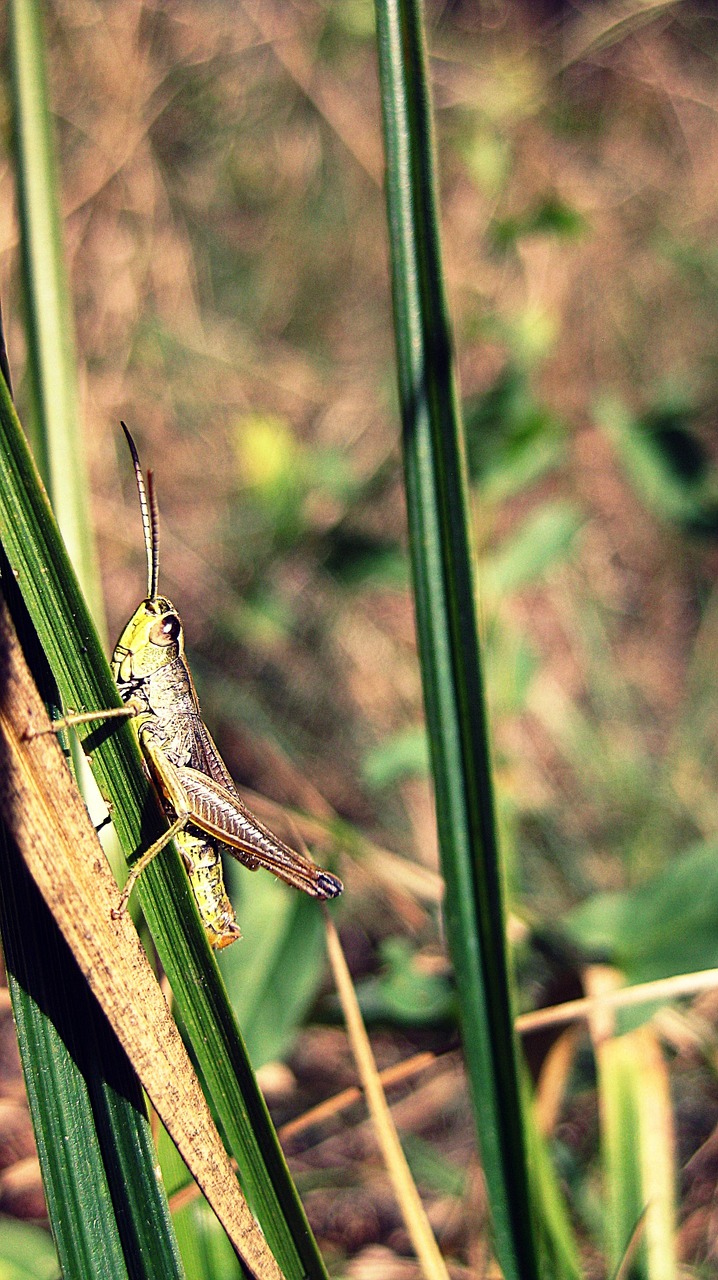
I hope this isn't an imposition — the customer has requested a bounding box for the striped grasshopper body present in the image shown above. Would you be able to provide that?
[60,427,342,948]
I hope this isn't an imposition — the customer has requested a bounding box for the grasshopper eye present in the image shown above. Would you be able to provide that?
[150,614,181,647]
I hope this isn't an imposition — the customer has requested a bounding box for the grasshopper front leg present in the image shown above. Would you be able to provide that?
[26,701,141,739]
[29,703,192,918]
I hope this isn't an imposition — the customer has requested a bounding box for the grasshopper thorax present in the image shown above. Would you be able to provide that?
[112,596,185,684]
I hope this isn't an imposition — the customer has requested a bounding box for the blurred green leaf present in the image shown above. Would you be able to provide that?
[362,726,430,789]
[322,530,409,588]
[459,120,513,198]
[595,1024,677,1280]
[309,447,358,502]
[484,502,582,597]
[220,589,296,653]
[596,1042,645,1276]
[9,0,103,623]
[326,0,376,40]
[401,1135,468,1197]
[234,413,307,545]
[0,1220,59,1280]
[155,1126,243,1280]
[484,620,538,719]
[233,413,360,562]
[179,1202,242,1280]
[464,365,565,497]
[355,940,456,1026]
[564,840,718,991]
[491,195,586,251]
[520,1075,585,1280]
[219,872,328,1069]
[596,394,718,536]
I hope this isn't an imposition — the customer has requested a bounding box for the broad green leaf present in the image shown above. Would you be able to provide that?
[219,872,328,1069]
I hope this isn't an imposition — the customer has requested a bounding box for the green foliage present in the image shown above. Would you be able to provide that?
[6,0,718,1273]
[322,531,408,589]
[0,1219,59,1280]
[484,502,582,598]
[400,1136,468,1198]
[219,872,329,1069]
[2,15,331,1266]
[565,840,718,990]
[362,726,430,789]
[463,365,566,500]
[375,1,552,1273]
[354,939,457,1026]
[596,394,718,535]
[491,195,587,252]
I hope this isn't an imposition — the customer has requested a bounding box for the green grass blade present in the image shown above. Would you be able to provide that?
[0,380,328,1278]
[8,0,102,621]
[1,940,127,1280]
[3,12,189,1250]
[3,6,189,1243]
[0,809,182,1280]
[374,1,541,1274]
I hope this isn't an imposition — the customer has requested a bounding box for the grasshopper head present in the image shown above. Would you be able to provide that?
[114,428,186,686]
[112,596,185,684]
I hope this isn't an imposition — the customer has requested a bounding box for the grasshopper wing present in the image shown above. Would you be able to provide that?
[188,715,238,793]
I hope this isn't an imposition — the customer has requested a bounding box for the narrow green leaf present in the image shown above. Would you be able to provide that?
[483,503,582,598]
[9,0,103,621]
[0,572,186,1280]
[0,823,128,1280]
[362,726,430,789]
[597,1034,650,1278]
[4,7,188,1250]
[155,1128,239,1280]
[3,6,188,1245]
[374,1,558,1275]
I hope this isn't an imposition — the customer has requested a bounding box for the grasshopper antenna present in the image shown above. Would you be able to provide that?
[146,469,160,600]
[121,422,159,600]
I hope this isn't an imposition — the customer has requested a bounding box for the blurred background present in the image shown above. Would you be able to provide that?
[3,0,718,1274]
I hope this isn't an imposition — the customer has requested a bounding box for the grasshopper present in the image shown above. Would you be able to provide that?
[49,425,342,948]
